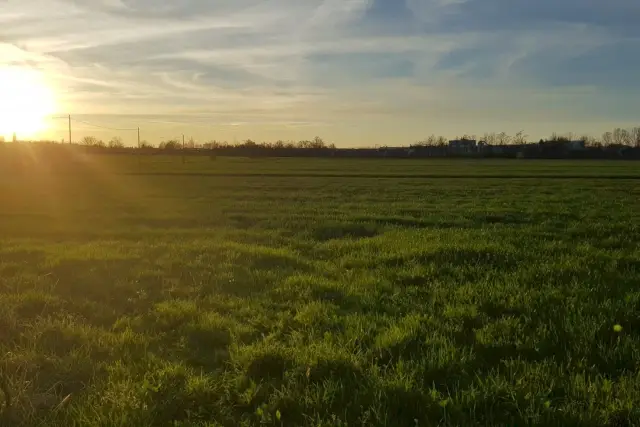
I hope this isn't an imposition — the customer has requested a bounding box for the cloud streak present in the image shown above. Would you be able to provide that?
[1,0,639,145]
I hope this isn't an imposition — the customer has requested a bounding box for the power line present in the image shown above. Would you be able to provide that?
[70,118,137,132]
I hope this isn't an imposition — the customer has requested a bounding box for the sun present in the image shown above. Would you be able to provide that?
[0,66,57,141]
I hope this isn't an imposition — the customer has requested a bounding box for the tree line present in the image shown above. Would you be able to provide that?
[412,127,640,147]
[70,126,640,151]
[2,126,640,159]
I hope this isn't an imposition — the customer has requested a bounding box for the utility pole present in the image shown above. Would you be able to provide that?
[68,114,72,144]
[137,127,141,167]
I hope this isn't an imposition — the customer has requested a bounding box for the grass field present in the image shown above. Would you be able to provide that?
[1,155,639,426]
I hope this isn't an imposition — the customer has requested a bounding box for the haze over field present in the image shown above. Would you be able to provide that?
[1,0,640,145]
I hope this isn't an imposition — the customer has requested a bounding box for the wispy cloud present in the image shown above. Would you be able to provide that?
[1,0,639,144]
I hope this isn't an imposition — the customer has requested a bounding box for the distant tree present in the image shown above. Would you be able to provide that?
[483,133,496,145]
[139,140,153,149]
[436,136,447,146]
[203,140,222,149]
[295,136,330,149]
[412,135,433,147]
[602,132,613,146]
[108,137,124,148]
[313,136,327,149]
[243,139,257,147]
[186,137,196,149]
[159,139,181,150]
[612,128,622,145]
[632,127,640,147]
[81,136,101,146]
[298,139,320,149]
[513,130,528,145]
[611,128,632,146]
[496,132,511,145]
[620,129,632,146]
[580,135,597,146]
[551,133,571,142]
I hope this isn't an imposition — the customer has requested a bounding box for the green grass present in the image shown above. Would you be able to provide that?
[1,155,639,426]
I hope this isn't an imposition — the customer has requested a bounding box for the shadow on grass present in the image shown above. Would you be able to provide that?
[11,293,67,321]
[307,358,364,385]
[245,351,293,382]
[241,249,310,273]
[0,250,47,279]
[310,286,363,312]
[228,214,259,229]
[470,212,535,226]
[383,247,521,271]
[479,300,526,320]
[354,215,479,230]
[47,258,138,296]
[0,249,47,265]
[183,322,232,370]
[311,222,380,242]
[131,302,233,372]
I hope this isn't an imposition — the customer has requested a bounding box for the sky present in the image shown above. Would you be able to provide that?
[1,0,640,146]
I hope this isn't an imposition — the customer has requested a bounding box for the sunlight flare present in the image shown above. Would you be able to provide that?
[0,66,57,141]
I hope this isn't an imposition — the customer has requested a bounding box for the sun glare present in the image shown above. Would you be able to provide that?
[0,67,56,141]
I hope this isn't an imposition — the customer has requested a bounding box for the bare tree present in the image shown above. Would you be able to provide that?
[159,139,181,150]
[108,137,124,148]
[483,132,496,145]
[612,128,624,145]
[579,134,597,146]
[620,129,632,146]
[81,136,101,146]
[513,130,528,145]
[602,131,613,146]
[313,136,327,148]
[496,132,511,145]
[632,127,640,147]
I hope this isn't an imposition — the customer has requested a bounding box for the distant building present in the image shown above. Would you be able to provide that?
[448,139,477,154]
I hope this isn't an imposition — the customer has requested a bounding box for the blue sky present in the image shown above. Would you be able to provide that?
[1,0,639,145]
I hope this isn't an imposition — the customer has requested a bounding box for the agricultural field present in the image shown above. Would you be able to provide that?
[0,154,639,426]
